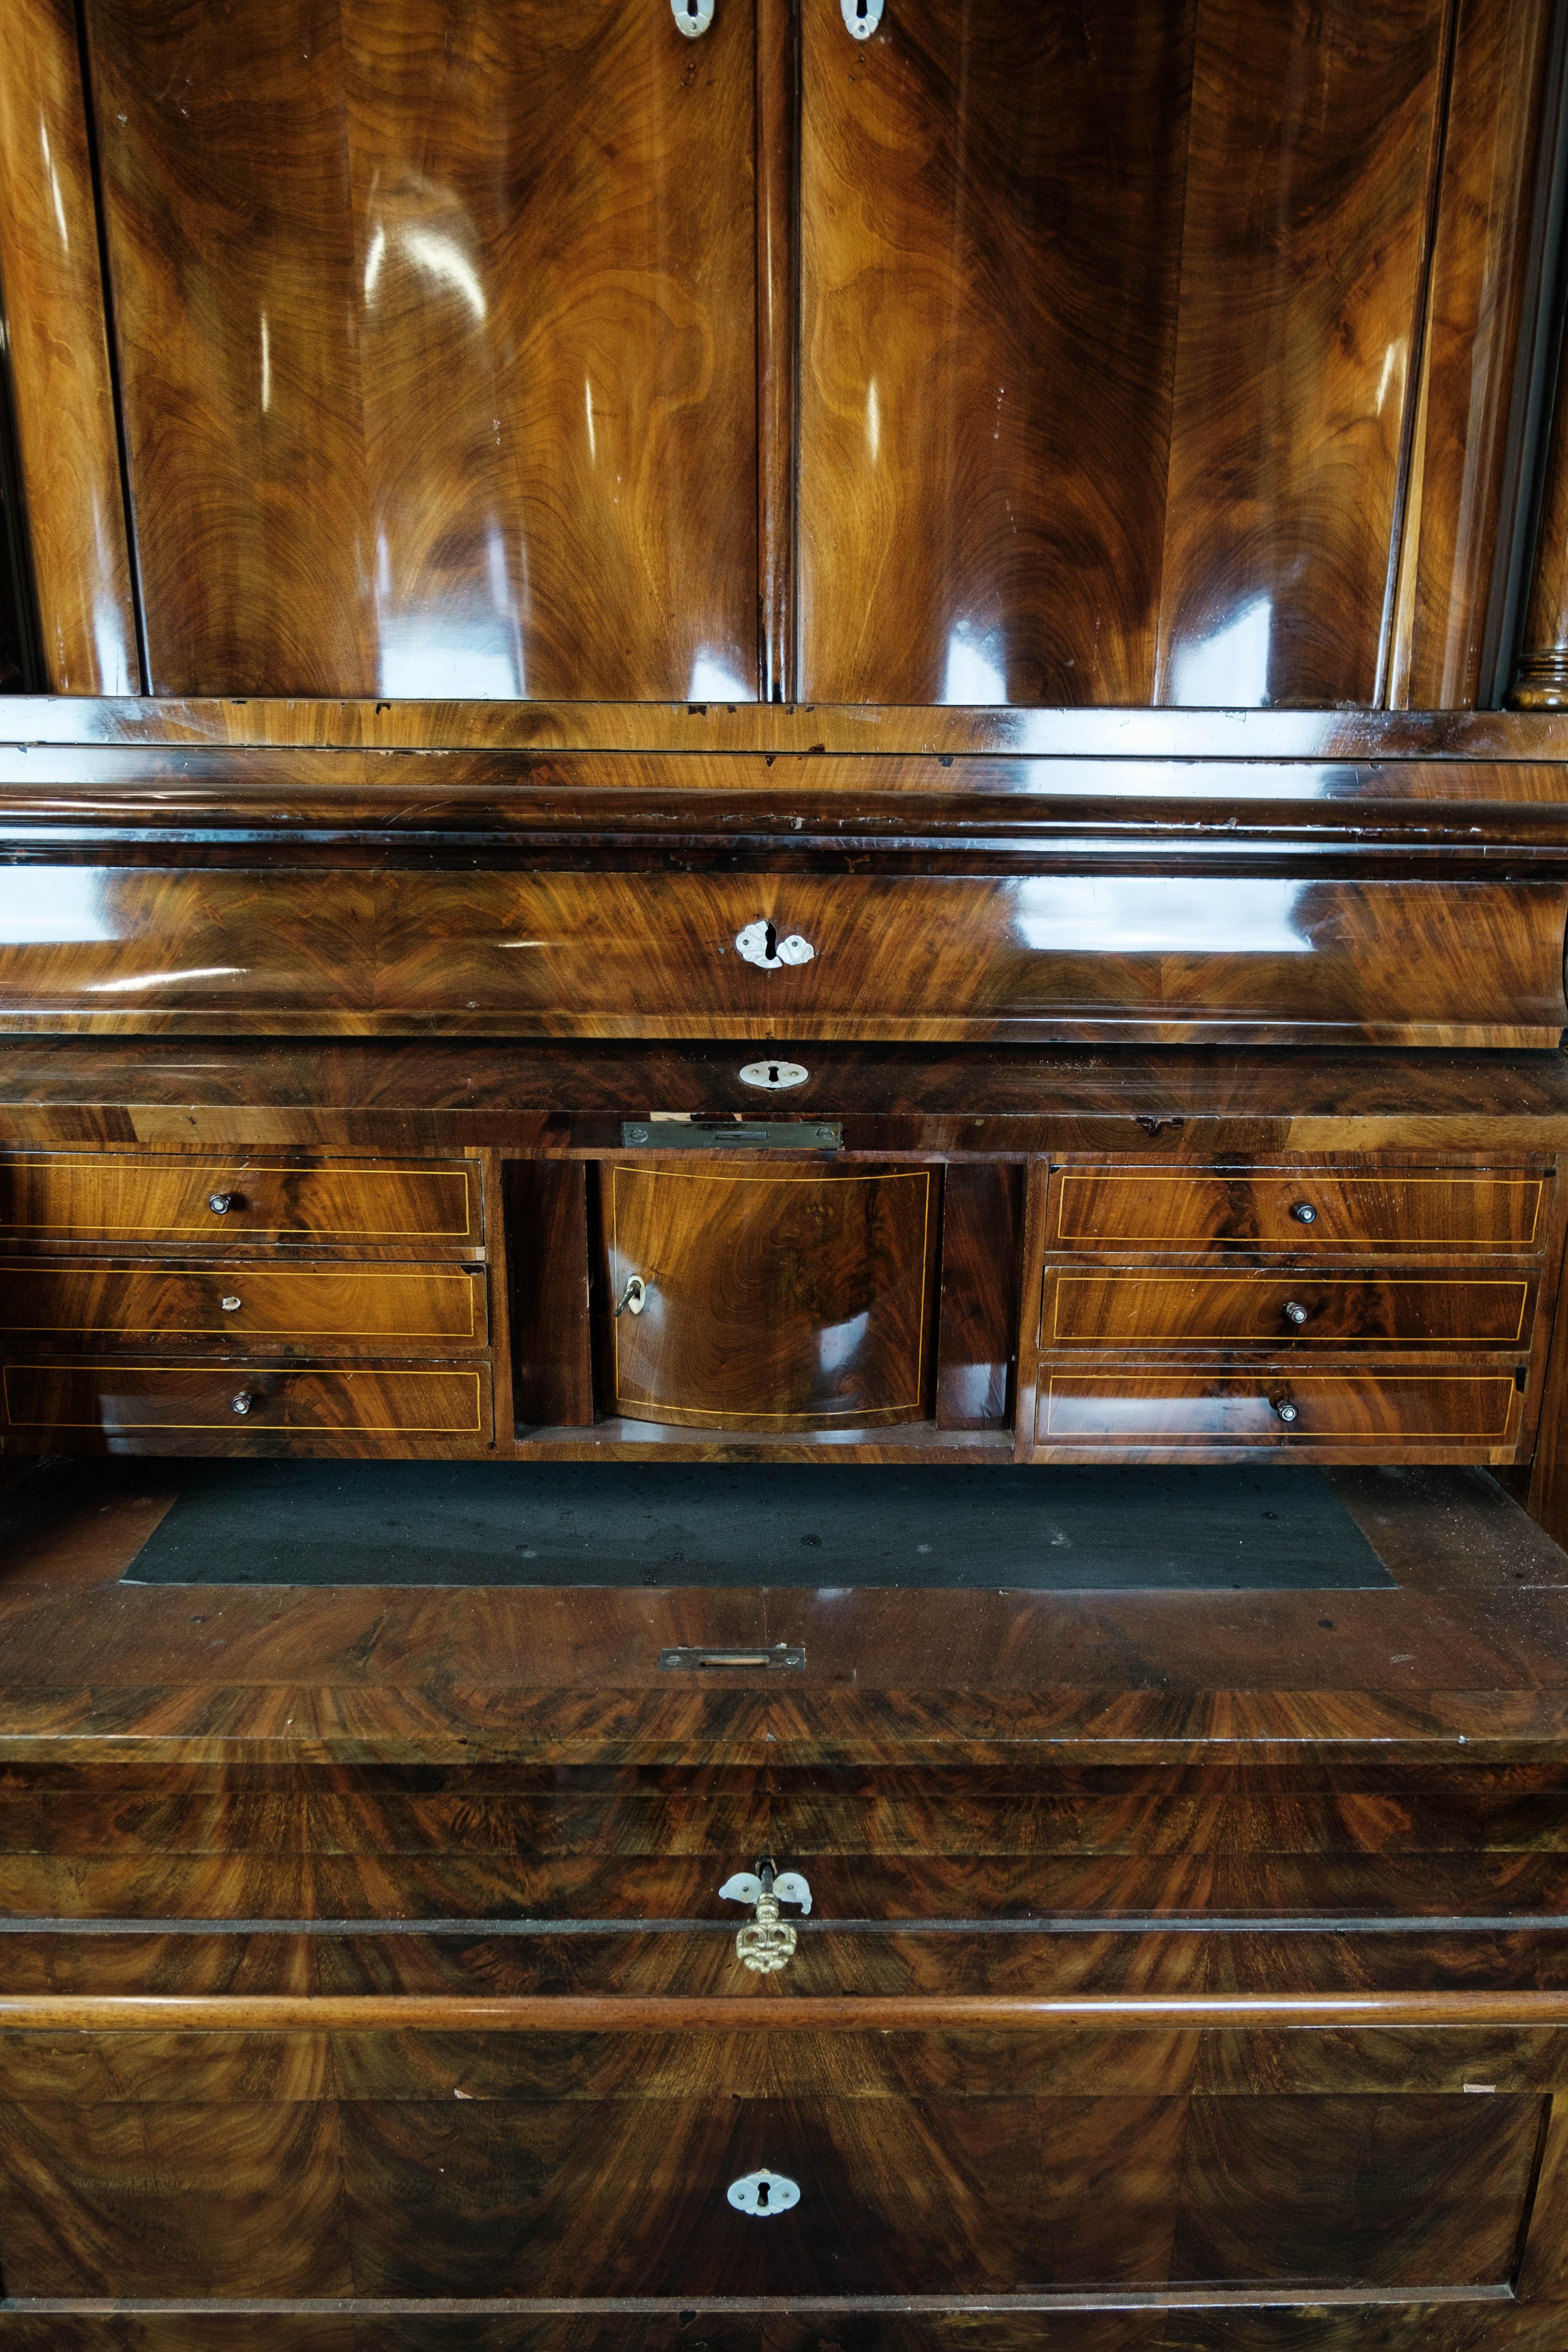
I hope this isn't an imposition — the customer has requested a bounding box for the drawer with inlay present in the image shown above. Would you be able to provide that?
[0,1261,488,1351]
[1032,1366,1525,1455]
[1047,1168,1548,1255]
[0,1361,492,1444]
[1042,1266,1540,1350]
[0,1155,481,1251]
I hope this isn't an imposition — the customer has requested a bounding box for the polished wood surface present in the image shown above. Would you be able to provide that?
[596,1159,937,1431]
[2,869,1561,1047]
[18,696,1568,756]
[935,1164,1022,1432]
[1033,1369,1524,1457]
[0,1155,479,1247]
[508,1160,594,1430]
[5,1040,1568,1153]
[0,0,141,695]
[1047,1171,1550,1254]
[1512,210,1568,707]
[1392,0,1557,707]
[799,0,1189,707]
[0,1361,491,1446]
[1042,1270,1538,1349]
[1158,0,1443,709]
[0,2080,1532,2301]
[80,0,759,701]
[0,1261,486,1349]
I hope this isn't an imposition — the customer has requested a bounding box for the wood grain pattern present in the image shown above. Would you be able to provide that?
[82,0,758,699]
[756,0,797,706]
[1034,1368,1523,1455]
[0,1156,479,1247]
[0,2096,353,2295]
[1048,1172,1549,1255]
[1043,1270,1537,1349]
[596,1160,937,1430]
[1391,0,1556,707]
[0,0,140,693]
[798,0,1190,705]
[0,1261,486,1349]
[1,870,1561,1048]
[0,1361,491,1444]
[1156,0,1446,708]
[507,1161,593,1431]
[935,1164,1022,1431]
[15,696,1568,758]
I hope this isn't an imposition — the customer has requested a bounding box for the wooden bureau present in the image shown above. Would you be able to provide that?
[4,0,1568,2342]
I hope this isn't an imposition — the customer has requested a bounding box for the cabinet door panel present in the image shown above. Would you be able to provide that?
[799,0,1192,705]
[85,0,759,700]
[597,1160,938,1429]
[799,0,1448,710]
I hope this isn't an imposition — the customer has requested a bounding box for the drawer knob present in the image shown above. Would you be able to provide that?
[1282,1300,1310,1325]
[1290,1201,1317,1225]
[1273,1397,1300,1424]
[208,1191,239,1215]
[220,1296,243,1314]
[230,1392,256,1416]
[728,2168,801,2218]
[735,919,815,972]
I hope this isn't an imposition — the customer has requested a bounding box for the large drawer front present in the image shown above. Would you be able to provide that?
[0,1261,487,1348]
[1050,1169,1547,1253]
[0,1362,490,1438]
[0,1156,479,1245]
[1037,1369,1522,1449]
[1,868,1563,1043]
[1044,1268,1536,1348]
[0,2068,1541,2302]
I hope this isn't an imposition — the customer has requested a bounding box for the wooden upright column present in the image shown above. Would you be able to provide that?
[1511,351,1568,705]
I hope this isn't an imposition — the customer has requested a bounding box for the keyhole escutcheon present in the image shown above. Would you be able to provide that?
[727,2168,802,2218]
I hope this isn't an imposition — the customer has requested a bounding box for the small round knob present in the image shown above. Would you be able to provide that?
[230,1392,255,1416]
[1273,1398,1299,1424]
[220,1296,243,1313]
[1283,1300,1310,1325]
[208,1191,238,1215]
[1290,1202,1317,1225]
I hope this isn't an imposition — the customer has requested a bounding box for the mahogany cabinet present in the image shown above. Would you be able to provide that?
[3,3,1568,2347]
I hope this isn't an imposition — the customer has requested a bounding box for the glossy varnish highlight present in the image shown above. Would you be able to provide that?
[81,0,760,700]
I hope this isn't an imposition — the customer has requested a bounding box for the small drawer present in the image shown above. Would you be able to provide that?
[1036,1368,1522,1450]
[1043,1268,1537,1349]
[0,1262,488,1350]
[0,1157,479,1247]
[1049,1170,1547,1255]
[0,1362,490,1439]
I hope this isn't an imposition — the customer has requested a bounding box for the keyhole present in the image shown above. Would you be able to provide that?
[768,1064,780,1083]
[756,2180,770,2209]
[686,0,699,15]
[764,920,777,961]
[856,0,868,15]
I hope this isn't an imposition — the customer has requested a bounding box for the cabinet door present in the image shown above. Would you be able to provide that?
[596,1158,939,1429]
[83,0,760,700]
[798,0,1448,707]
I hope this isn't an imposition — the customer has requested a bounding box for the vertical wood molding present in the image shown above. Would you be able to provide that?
[756,0,798,704]
[1391,0,1555,709]
[1511,376,1568,704]
[0,0,140,694]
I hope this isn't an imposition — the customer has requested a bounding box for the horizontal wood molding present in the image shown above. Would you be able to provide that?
[4,1991,1568,2031]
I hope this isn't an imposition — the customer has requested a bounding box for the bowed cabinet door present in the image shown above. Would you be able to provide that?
[75,0,760,700]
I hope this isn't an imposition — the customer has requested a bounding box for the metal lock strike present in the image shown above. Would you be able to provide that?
[720,1854,812,1974]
